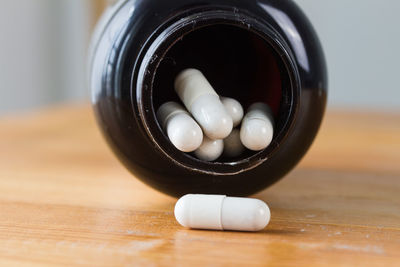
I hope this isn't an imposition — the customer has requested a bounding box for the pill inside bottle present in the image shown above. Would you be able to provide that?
[157,102,203,152]
[221,97,244,128]
[240,103,274,151]
[194,137,224,162]
[223,129,245,158]
[175,69,233,140]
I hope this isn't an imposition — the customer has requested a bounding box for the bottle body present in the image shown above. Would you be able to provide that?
[90,0,327,197]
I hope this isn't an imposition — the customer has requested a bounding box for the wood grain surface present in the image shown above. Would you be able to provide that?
[0,105,399,266]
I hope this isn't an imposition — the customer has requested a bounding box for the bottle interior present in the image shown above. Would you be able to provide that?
[152,24,293,163]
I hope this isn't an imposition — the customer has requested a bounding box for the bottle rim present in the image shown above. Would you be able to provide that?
[134,7,301,175]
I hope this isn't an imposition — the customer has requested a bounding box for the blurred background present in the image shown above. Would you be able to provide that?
[0,0,399,115]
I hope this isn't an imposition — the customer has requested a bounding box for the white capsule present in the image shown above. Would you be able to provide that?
[221,97,244,127]
[240,103,274,151]
[194,137,224,162]
[175,194,270,231]
[223,129,245,157]
[157,102,203,152]
[175,69,233,140]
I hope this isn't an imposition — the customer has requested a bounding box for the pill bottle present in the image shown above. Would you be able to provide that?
[89,0,327,197]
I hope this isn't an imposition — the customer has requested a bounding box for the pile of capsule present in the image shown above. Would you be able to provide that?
[157,69,274,161]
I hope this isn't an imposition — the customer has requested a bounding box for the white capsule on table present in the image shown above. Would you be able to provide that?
[221,97,244,127]
[175,194,270,231]
[175,69,233,140]
[194,137,224,162]
[157,102,203,153]
[240,103,274,151]
[223,129,245,157]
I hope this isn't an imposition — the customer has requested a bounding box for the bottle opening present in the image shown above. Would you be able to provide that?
[136,10,300,174]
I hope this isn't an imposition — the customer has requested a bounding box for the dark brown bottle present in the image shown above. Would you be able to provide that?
[89,0,328,197]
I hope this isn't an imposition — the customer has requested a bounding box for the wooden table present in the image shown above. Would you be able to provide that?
[0,105,399,266]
